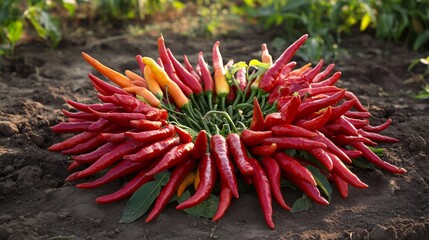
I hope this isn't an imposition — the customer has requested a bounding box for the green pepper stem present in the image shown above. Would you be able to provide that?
[203,110,238,133]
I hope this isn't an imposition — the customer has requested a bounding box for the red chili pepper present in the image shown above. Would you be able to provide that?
[250,97,265,131]
[328,152,368,189]
[48,131,99,152]
[124,137,180,162]
[174,126,193,143]
[66,100,119,114]
[362,118,392,133]
[357,129,399,143]
[290,177,329,205]
[145,109,168,121]
[191,130,208,159]
[73,142,117,164]
[261,157,290,211]
[76,159,151,189]
[297,106,332,131]
[344,111,371,119]
[145,158,197,222]
[344,91,368,112]
[304,59,324,83]
[167,48,203,95]
[335,116,359,136]
[76,139,148,179]
[88,73,130,96]
[261,137,327,150]
[226,133,254,176]
[328,99,355,122]
[295,90,345,119]
[61,135,106,155]
[89,109,147,127]
[129,119,163,131]
[61,109,99,121]
[183,54,201,82]
[67,160,81,172]
[145,142,194,177]
[271,124,317,138]
[313,131,352,164]
[308,148,333,171]
[176,153,217,210]
[340,148,362,159]
[198,51,214,93]
[113,93,159,113]
[259,34,308,92]
[331,173,348,199]
[98,132,127,143]
[96,167,154,204]
[211,134,239,198]
[241,129,272,147]
[157,35,193,96]
[312,63,335,83]
[250,143,277,157]
[264,112,288,128]
[297,86,341,99]
[278,94,301,123]
[51,121,93,133]
[310,71,342,88]
[236,67,247,91]
[344,117,369,129]
[87,118,113,132]
[351,142,406,174]
[125,124,175,142]
[248,158,275,229]
[330,134,377,147]
[212,180,233,222]
[273,151,317,186]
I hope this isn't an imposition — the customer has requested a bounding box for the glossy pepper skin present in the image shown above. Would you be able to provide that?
[211,134,239,198]
[226,133,253,176]
[261,157,290,211]
[145,158,197,223]
[176,153,217,210]
[248,158,275,229]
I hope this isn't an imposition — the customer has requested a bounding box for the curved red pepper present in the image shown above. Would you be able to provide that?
[174,126,193,143]
[125,124,175,142]
[124,137,180,162]
[241,129,272,147]
[250,143,277,157]
[176,153,217,210]
[328,152,368,189]
[273,151,317,186]
[271,124,317,138]
[261,157,290,211]
[212,180,233,222]
[261,136,327,150]
[226,133,253,176]
[248,158,275,229]
[211,134,239,198]
[250,98,265,131]
[191,130,208,159]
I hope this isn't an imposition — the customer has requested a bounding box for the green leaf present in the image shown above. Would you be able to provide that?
[178,191,219,219]
[119,171,170,223]
[307,165,332,201]
[291,194,313,213]
[352,157,376,170]
[413,30,429,51]
[6,20,23,44]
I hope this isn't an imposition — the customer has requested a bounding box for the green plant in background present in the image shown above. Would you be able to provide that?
[409,56,429,100]
[242,0,429,62]
[0,0,75,55]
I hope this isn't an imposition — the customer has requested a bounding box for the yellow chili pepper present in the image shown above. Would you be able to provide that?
[194,168,200,190]
[143,65,164,99]
[261,43,273,65]
[177,171,196,197]
[212,41,230,98]
[122,86,161,108]
[141,57,190,109]
[81,52,133,88]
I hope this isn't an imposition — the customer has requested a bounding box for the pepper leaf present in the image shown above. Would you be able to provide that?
[352,157,376,170]
[307,165,332,201]
[119,171,170,223]
[291,194,313,213]
[178,191,219,219]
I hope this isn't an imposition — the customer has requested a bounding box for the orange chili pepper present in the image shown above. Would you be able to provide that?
[124,70,147,88]
[141,57,190,109]
[177,171,196,197]
[212,41,229,98]
[81,52,133,88]
[289,63,312,76]
[122,86,161,108]
[143,65,164,99]
[194,168,200,190]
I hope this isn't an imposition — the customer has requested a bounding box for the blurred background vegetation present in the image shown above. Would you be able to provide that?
[1,0,428,58]
[1,0,428,96]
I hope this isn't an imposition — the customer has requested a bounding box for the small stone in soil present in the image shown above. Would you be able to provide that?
[0,121,19,137]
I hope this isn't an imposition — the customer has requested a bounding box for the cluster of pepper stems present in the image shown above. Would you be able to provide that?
[49,34,406,229]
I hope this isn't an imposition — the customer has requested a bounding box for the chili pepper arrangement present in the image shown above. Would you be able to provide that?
[50,34,406,229]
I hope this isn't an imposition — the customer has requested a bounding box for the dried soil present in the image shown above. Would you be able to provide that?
[0,30,428,240]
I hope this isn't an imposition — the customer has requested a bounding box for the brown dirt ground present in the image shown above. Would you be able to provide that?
[0,29,428,240]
